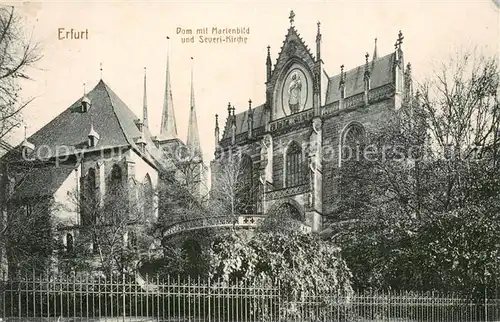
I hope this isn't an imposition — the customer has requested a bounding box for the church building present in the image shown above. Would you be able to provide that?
[0,41,208,276]
[211,11,413,233]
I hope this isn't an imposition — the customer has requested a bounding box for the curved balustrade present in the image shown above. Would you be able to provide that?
[163,214,266,238]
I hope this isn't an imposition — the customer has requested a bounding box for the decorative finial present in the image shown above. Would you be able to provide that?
[232,106,236,117]
[248,99,252,110]
[100,62,103,79]
[317,21,321,33]
[267,45,270,54]
[227,102,231,116]
[373,38,378,61]
[215,114,219,127]
[83,82,86,95]
[289,10,295,26]
[340,64,346,89]
[365,52,370,64]
[394,41,399,51]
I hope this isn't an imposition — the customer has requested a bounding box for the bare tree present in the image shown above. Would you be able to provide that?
[210,148,253,228]
[0,5,42,141]
[420,48,499,164]
[63,175,158,277]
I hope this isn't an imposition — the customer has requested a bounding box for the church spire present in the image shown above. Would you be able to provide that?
[142,67,149,128]
[160,36,178,140]
[187,57,202,158]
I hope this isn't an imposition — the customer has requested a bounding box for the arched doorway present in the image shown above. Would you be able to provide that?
[264,200,304,231]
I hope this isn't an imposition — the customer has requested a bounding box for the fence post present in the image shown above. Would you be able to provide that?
[208,277,211,322]
[122,273,125,321]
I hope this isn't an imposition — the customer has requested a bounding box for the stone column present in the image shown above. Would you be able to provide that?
[305,117,323,232]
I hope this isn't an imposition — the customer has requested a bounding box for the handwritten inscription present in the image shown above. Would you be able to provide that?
[176,27,250,44]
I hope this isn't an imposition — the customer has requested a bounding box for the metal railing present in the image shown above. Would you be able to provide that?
[162,214,266,238]
[0,273,498,321]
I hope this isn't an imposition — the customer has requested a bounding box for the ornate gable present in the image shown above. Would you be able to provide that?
[267,12,318,121]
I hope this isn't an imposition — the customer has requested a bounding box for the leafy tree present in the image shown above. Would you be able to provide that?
[207,212,353,297]
[332,49,499,297]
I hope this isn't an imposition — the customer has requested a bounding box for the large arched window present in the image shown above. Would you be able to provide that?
[107,164,125,223]
[108,164,124,196]
[82,167,98,226]
[340,123,366,166]
[236,154,253,214]
[285,141,304,187]
[143,174,154,220]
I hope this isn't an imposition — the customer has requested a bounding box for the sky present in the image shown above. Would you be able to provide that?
[5,0,500,165]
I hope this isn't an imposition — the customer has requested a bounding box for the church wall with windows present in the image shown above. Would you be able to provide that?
[213,11,410,233]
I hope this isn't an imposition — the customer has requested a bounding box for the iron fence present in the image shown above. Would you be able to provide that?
[0,273,498,321]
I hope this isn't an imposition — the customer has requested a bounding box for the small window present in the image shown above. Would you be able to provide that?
[25,204,32,216]
[66,233,74,253]
[92,238,99,254]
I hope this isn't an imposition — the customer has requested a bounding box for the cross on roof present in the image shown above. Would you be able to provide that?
[289,10,295,25]
[397,30,404,46]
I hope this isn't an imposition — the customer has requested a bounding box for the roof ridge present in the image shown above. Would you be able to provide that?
[330,51,394,79]
[101,81,133,148]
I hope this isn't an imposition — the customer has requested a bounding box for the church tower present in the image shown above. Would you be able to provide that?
[156,37,182,155]
[184,57,209,203]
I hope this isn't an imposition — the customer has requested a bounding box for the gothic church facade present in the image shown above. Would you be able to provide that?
[212,11,413,233]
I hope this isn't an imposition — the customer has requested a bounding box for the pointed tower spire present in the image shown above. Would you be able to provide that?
[372,38,378,61]
[187,57,202,158]
[160,36,178,140]
[266,45,272,83]
[142,67,149,128]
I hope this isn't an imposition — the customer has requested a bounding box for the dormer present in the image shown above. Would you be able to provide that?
[88,123,100,148]
[136,134,147,151]
[20,138,35,157]
[134,119,144,132]
[81,95,91,113]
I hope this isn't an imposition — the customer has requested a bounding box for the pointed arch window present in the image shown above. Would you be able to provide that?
[340,123,366,165]
[142,174,154,220]
[286,141,304,187]
[235,154,253,214]
[82,167,98,226]
[66,233,74,253]
[108,164,124,195]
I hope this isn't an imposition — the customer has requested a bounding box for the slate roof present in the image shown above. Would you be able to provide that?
[221,104,266,140]
[4,80,173,171]
[326,52,395,104]
[2,80,179,200]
